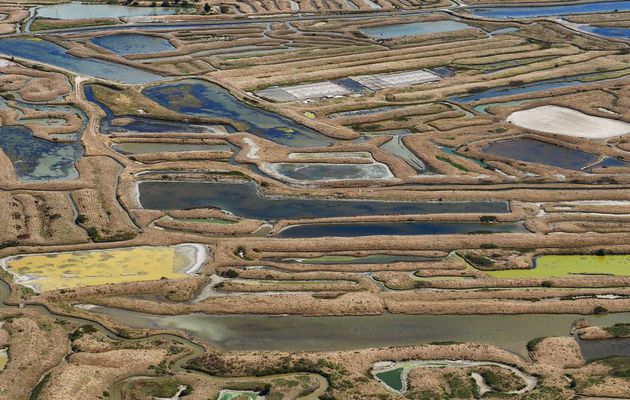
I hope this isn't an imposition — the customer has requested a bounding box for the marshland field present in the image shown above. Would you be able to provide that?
[1,0,630,399]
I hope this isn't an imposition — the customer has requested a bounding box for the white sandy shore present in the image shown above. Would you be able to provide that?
[507,105,630,139]
[175,243,208,275]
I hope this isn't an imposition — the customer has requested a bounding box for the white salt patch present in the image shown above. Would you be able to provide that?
[243,138,260,159]
[507,105,630,139]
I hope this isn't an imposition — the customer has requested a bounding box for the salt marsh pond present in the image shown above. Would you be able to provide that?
[0,244,206,292]
[276,221,527,238]
[0,39,162,84]
[487,255,630,279]
[91,33,175,55]
[360,20,475,40]
[138,181,510,219]
[35,2,177,19]
[80,307,630,358]
[482,138,600,171]
[142,79,334,147]
[112,142,231,155]
[278,254,435,264]
[468,1,630,19]
[0,125,83,181]
[372,360,536,394]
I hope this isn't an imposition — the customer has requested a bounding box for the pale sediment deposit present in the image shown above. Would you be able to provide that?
[507,105,630,139]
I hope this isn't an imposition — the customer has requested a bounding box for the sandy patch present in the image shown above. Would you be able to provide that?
[507,105,630,139]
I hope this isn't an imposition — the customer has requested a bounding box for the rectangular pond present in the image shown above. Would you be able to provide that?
[113,142,232,155]
[487,255,630,278]
[138,181,510,219]
[275,221,527,238]
[36,2,178,19]
[481,138,600,171]
[578,336,630,361]
[268,254,437,264]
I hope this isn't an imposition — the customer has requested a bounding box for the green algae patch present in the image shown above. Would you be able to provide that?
[487,255,630,279]
[218,390,259,400]
[375,368,405,392]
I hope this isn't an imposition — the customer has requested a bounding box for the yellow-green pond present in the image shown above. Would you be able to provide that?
[487,255,630,278]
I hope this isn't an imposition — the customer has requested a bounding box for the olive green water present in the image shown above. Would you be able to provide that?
[84,305,630,359]
[374,368,405,391]
[487,255,630,278]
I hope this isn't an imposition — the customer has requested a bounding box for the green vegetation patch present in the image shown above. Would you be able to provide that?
[30,18,120,32]
[445,372,479,398]
[133,379,183,398]
[598,356,630,378]
[604,323,630,338]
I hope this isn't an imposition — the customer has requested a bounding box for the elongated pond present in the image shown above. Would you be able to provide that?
[36,2,178,19]
[270,254,436,264]
[91,33,175,55]
[360,20,475,39]
[487,255,630,278]
[468,1,630,19]
[138,181,509,219]
[82,306,630,358]
[450,72,624,103]
[276,221,527,238]
[0,39,162,84]
[113,143,232,155]
[142,79,335,147]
